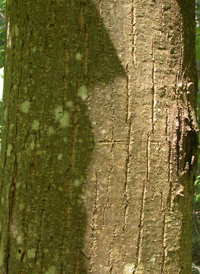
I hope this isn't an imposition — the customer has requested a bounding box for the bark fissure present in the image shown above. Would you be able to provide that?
[0,147,7,200]
[19,182,28,268]
[89,172,98,272]
[83,25,87,77]
[147,133,150,182]
[151,40,155,134]
[176,106,181,175]
[126,67,131,124]
[19,132,38,273]
[102,165,112,226]
[108,225,116,274]
[5,154,17,274]
[131,0,136,66]
[165,107,169,140]
[167,141,173,208]
[35,190,47,263]
[39,252,44,274]
[74,220,80,274]
[123,69,131,232]
[133,179,146,274]
[161,213,166,274]
[70,85,79,172]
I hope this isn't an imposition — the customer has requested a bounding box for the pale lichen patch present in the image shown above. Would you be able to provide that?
[54,106,70,127]
[150,256,156,262]
[63,137,68,143]
[165,216,171,223]
[76,52,83,60]
[19,204,25,211]
[32,46,37,53]
[124,263,135,273]
[7,144,13,156]
[54,106,63,120]
[48,126,55,135]
[9,123,14,130]
[30,141,35,150]
[27,248,36,259]
[37,150,46,155]
[66,101,74,108]
[21,101,30,113]
[32,120,40,130]
[16,236,22,244]
[58,186,63,191]
[60,112,70,128]
[74,179,81,187]
[78,85,88,100]
[57,153,63,160]
[45,265,56,274]
[14,24,19,36]
[16,182,21,188]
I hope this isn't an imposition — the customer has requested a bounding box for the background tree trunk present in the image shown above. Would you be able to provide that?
[0,0,198,273]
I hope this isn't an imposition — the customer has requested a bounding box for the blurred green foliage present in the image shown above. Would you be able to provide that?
[0,0,5,68]
[196,8,200,60]
[0,0,5,143]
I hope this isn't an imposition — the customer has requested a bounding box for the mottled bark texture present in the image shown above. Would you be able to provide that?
[0,0,198,273]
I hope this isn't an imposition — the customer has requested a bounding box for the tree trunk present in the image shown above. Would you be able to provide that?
[0,0,198,273]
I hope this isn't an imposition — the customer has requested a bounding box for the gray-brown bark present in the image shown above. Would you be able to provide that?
[0,0,198,273]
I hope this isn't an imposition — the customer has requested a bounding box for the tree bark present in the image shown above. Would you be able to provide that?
[0,0,198,273]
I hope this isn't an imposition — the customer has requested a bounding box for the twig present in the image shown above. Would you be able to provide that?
[192,263,200,273]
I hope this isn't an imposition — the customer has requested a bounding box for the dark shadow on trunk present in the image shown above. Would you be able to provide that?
[0,0,126,273]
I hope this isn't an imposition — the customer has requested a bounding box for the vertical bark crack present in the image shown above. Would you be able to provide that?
[35,190,48,263]
[131,0,136,67]
[19,135,38,273]
[39,252,44,274]
[161,213,166,274]
[74,219,81,274]
[151,40,155,134]
[5,154,18,274]
[133,179,146,274]
[70,84,79,172]
[89,172,98,273]
[83,26,87,77]
[123,67,131,232]
[0,145,8,200]
[167,141,173,208]
[108,225,116,273]
[102,165,112,226]
[147,133,150,182]
[176,106,181,174]
[61,86,79,272]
